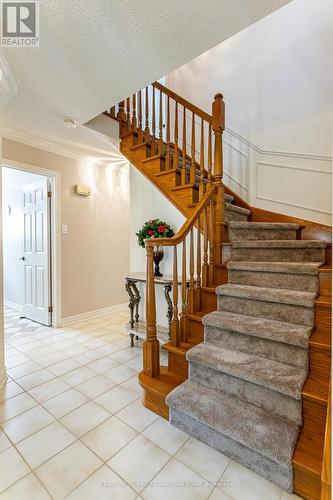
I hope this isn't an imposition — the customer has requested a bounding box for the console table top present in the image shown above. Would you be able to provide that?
[124,271,185,285]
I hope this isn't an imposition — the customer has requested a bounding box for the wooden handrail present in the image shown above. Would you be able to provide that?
[145,185,216,248]
[153,81,212,124]
[109,83,226,379]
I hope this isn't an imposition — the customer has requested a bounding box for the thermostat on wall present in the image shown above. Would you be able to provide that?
[75,185,91,196]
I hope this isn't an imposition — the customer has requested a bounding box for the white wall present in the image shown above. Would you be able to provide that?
[2,139,131,322]
[130,166,185,327]
[2,168,46,310]
[167,0,333,225]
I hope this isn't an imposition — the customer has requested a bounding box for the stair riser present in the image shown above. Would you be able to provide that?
[186,317,204,344]
[168,352,188,379]
[225,210,248,222]
[315,302,331,331]
[204,326,308,368]
[189,362,302,424]
[170,408,293,492]
[228,228,298,241]
[231,247,326,263]
[200,289,217,312]
[228,270,319,293]
[218,296,314,326]
[172,187,199,205]
[319,270,332,297]
[309,345,331,377]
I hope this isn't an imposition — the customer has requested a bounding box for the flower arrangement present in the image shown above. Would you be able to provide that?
[136,219,175,248]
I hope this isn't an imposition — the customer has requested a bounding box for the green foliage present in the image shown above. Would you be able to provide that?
[136,219,175,248]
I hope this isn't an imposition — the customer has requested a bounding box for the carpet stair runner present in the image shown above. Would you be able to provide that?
[166,221,327,492]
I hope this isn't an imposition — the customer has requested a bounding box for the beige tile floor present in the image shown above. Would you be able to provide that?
[0,307,303,500]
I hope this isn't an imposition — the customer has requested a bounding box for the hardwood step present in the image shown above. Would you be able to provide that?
[141,154,165,174]
[164,341,196,378]
[171,184,199,204]
[293,426,324,500]
[155,169,181,187]
[138,366,185,420]
[318,266,331,297]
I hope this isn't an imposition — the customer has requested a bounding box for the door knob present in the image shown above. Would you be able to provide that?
[19,257,25,261]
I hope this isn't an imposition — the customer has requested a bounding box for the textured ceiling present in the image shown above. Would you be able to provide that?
[2,0,291,156]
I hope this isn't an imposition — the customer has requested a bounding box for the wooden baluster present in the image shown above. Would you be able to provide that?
[117,100,126,137]
[158,90,163,155]
[143,244,160,377]
[181,106,187,185]
[132,94,137,131]
[190,112,196,185]
[196,217,202,311]
[188,229,195,314]
[145,87,149,143]
[199,118,205,198]
[212,93,226,265]
[152,86,156,155]
[166,96,171,170]
[209,198,214,285]
[126,97,131,133]
[138,90,143,143]
[110,106,116,118]
[208,123,213,186]
[171,245,180,345]
[173,101,179,169]
[197,218,202,286]
[180,239,187,343]
[202,207,209,287]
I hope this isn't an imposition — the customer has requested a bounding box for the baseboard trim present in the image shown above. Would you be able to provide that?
[61,303,128,326]
[4,300,22,312]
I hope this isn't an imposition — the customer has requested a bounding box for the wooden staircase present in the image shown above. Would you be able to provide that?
[105,81,331,500]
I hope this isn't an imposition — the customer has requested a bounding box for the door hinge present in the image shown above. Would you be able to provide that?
[48,191,52,198]
[48,305,53,312]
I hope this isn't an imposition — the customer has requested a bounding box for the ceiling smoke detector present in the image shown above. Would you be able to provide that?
[63,118,77,129]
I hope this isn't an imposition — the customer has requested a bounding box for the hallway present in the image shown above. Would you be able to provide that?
[0,308,300,499]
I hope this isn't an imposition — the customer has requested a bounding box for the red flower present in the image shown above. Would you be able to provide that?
[158,225,165,233]
[148,230,153,236]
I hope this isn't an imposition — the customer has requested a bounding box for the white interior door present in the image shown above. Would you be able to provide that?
[21,178,51,326]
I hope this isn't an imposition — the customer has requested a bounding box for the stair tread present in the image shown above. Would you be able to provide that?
[225,203,251,215]
[216,283,317,307]
[228,222,303,230]
[232,240,327,248]
[187,342,307,399]
[226,261,322,275]
[203,310,312,348]
[167,380,300,466]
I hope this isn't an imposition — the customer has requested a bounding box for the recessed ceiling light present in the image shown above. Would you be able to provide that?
[63,118,77,128]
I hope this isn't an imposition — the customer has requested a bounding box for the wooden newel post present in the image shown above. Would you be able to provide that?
[212,93,225,266]
[143,244,160,377]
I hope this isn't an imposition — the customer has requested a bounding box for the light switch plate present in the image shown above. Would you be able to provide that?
[61,224,69,234]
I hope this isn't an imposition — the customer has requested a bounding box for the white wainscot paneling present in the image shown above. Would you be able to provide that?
[223,133,249,200]
[256,161,332,224]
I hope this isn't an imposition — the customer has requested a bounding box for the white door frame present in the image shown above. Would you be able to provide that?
[1,158,62,327]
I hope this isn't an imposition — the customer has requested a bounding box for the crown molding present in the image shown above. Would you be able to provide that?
[2,126,121,165]
[0,50,17,107]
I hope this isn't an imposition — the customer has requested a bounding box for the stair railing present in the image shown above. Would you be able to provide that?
[107,82,225,264]
[143,184,217,377]
[106,83,226,378]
